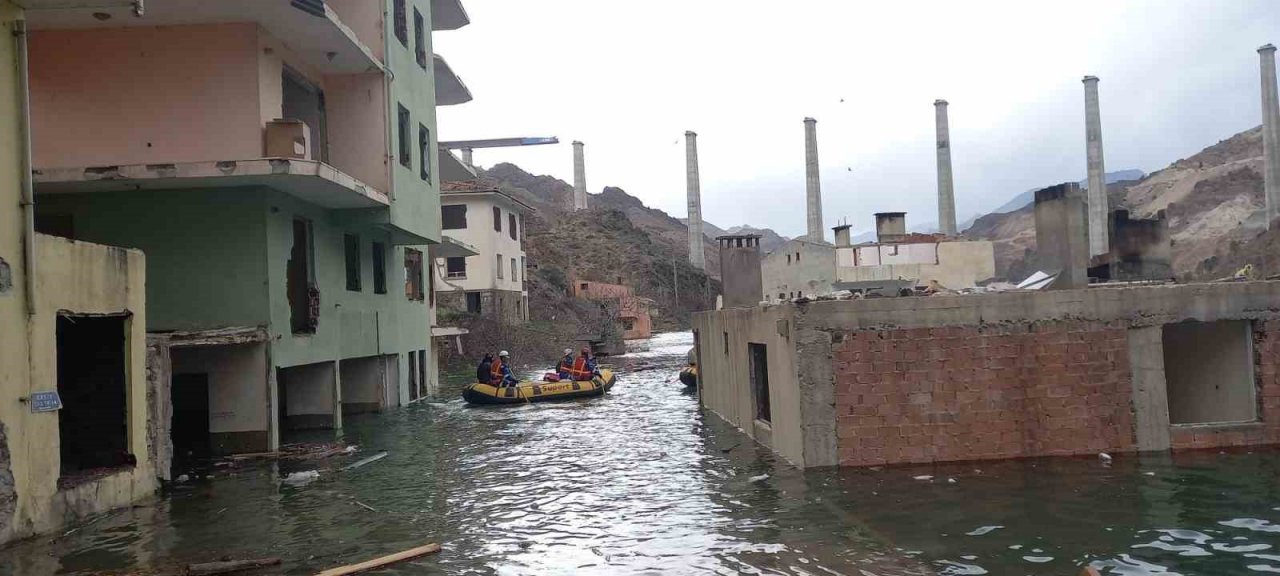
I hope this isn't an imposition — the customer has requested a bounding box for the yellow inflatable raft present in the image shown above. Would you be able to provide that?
[462,370,616,405]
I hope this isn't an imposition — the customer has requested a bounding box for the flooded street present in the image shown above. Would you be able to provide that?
[4,331,1280,575]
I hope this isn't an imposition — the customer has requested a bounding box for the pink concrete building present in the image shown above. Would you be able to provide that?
[574,280,653,340]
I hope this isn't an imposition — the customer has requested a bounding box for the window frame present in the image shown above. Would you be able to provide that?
[419,123,431,182]
[445,256,467,279]
[343,233,361,292]
[492,206,502,232]
[393,0,408,47]
[508,213,517,240]
[372,241,387,295]
[405,248,424,302]
[441,204,467,230]
[496,253,504,279]
[397,103,411,168]
[413,7,427,69]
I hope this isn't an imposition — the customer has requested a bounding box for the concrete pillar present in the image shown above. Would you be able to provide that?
[934,100,957,236]
[460,147,473,168]
[1260,45,1280,228]
[1033,182,1089,289]
[832,224,851,248]
[803,117,824,243]
[874,212,907,244]
[1127,326,1171,451]
[572,140,587,211]
[685,131,706,270]
[717,235,763,308]
[1082,76,1109,255]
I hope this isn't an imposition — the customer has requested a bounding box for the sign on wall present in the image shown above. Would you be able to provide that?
[29,391,62,413]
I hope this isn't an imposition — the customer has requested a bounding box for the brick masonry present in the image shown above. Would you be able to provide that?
[833,321,1137,467]
[1168,319,1280,450]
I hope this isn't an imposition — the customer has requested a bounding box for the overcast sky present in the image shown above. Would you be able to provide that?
[435,0,1279,239]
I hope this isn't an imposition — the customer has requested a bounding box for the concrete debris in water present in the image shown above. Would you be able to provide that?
[748,474,769,483]
[281,470,320,486]
[913,475,933,481]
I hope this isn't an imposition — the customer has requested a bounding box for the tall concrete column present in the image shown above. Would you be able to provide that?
[1083,75,1109,256]
[685,131,705,270]
[460,147,473,168]
[934,100,957,236]
[1260,45,1280,228]
[572,140,587,211]
[803,117,823,242]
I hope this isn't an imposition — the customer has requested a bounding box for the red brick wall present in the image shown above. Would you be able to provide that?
[1169,320,1280,450]
[833,322,1136,467]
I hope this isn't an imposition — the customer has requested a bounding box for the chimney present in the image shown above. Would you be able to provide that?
[1260,45,1280,229]
[460,147,474,169]
[572,140,587,211]
[832,224,852,248]
[803,117,824,242]
[717,235,763,308]
[874,212,907,244]
[1034,182,1089,289]
[934,100,957,236]
[1082,76,1109,255]
[685,131,706,270]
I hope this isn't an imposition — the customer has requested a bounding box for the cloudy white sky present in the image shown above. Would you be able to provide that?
[435,0,1279,239]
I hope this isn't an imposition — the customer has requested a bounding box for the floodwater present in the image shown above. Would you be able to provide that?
[4,332,1280,575]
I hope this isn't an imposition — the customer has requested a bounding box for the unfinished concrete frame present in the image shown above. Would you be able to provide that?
[170,342,270,456]
[1034,183,1089,288]
[693,281,1280,468]
[279,361,340,431]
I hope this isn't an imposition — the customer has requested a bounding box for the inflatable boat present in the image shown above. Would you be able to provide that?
[462,370,616,405]
[678,365,698,388]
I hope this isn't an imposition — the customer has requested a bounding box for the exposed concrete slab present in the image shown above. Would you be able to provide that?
[795,326,836,467]
[1128,326,1171,451]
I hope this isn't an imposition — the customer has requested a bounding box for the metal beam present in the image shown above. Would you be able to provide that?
[438,137,559,149]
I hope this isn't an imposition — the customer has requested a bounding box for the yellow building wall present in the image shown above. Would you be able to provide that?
[1,235,157,544]
[0,0,32,545]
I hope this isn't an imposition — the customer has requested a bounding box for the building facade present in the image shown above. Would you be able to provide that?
[435,181,531,323]
[573,281,653,340]
[694,282,1280,469]
[0,1,159,545]
[25,0,468,469]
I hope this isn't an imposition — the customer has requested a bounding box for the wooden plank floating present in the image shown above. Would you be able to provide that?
[313,543,442,576]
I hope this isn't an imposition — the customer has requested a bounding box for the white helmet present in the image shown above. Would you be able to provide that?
[499,350,510,357]
[563,348,573,355]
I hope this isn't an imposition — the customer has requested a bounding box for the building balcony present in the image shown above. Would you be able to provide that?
[34,159,389,210]
[434,53,473,106]
[24,0,382,74]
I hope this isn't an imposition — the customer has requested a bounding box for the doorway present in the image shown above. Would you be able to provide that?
[171,373,211,467]
[56,314,131,484]
[288,218,315,334]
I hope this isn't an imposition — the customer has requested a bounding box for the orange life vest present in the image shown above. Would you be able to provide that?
[490,358,505,383]
[569,356,592,381]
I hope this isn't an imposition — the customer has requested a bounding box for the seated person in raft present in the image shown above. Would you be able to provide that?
[490,350,519,387]
[476,352,494,384]
[566,347,601,381]
[555,348,574,380]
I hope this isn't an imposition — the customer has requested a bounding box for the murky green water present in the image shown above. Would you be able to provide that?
[3,332,1280,575]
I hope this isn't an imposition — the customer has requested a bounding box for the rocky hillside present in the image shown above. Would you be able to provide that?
[477,163,721,330]
[963,127,1267,282]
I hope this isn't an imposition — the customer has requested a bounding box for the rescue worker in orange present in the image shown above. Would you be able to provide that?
[567,347,600,381]
[491,350,518,387]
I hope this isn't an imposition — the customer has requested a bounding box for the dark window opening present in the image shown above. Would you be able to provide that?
[419,124,431,182]
[288,218,317,334]
[466,292,482,314]
[405,248,424,301]
[508,214,517,240]
[408,350,419,401]
[493,206,502,232]
[344,234,361,292]
[372,242,387,294]
[170,373,210,469]
[397,103,411,168]
[496,253,504,279]
[393,0,407,46]
[622,318,635,332]
[57,314,131,483]
[413,7,427,68]
[418,349,427,397]
[442,205,467,229]
[750,343,771,423]
[35,212,74,238]
[446,257,467,278]
[1163,320,1257,425]
[723,331,729,355]
[511,257,518,283]
[282,66,327,162]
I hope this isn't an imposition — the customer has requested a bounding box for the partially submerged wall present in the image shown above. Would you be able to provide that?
[695,281,1280,468]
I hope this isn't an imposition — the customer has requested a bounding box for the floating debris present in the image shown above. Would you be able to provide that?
[281,470,320,487]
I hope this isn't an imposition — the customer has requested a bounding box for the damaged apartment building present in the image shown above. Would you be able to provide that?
[434,179,531,323]
[762,212,996,301]
[23,0,473,481]
[695,182,1272,469]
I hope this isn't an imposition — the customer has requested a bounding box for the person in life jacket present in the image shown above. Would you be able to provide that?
[555,348,574,380]
[568,347,599,381]
[491,350,518,387]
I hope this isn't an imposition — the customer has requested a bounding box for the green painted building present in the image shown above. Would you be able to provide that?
[27,0,472,465]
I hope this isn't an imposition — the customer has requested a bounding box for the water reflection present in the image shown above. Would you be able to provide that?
[3,332,1280,575]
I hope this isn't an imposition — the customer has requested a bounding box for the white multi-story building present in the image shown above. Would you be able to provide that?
[434,180,531,322]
